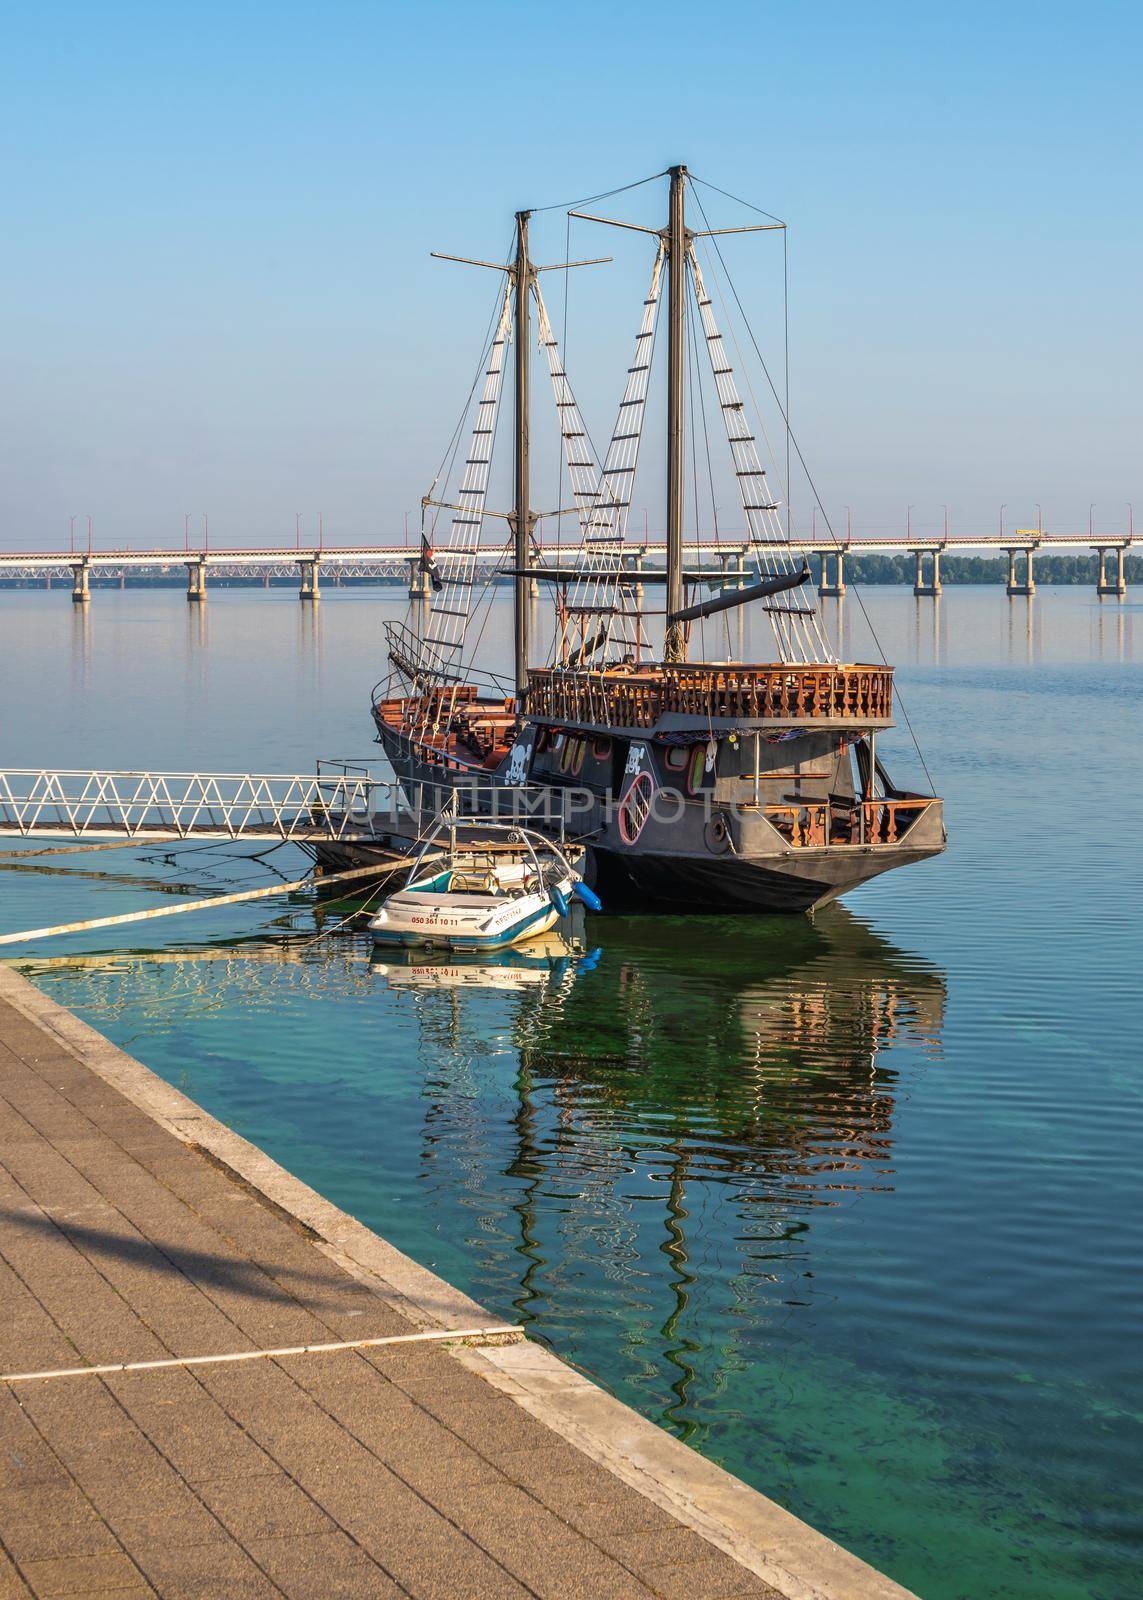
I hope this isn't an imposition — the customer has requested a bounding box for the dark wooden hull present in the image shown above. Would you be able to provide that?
[365,698,944,918]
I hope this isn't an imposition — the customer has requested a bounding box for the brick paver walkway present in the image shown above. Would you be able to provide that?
[0,983,779,1599]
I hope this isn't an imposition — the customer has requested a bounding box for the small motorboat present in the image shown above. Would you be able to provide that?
[367,818,601,951]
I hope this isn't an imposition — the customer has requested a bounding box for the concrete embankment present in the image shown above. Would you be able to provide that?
[0,964,917,1600]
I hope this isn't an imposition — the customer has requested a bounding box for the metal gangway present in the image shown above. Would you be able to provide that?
[0,764,570,846]
[0,763,571,946]
[0,763,400,844]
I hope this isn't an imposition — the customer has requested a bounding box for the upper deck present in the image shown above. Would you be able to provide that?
[524,662,894,732]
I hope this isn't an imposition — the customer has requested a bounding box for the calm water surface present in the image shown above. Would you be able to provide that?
[1,585,1139,1600]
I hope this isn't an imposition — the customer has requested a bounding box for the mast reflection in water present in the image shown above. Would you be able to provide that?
[369,909,945,1449]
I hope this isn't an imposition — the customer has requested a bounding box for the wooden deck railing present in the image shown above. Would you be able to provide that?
[764,797,935,848]
[524,663,893,728]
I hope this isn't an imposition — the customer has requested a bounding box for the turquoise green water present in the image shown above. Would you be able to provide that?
[1,586,1140,1600]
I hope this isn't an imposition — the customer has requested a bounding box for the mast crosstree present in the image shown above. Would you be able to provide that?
[389,163,836,759]
[566,164,833,667]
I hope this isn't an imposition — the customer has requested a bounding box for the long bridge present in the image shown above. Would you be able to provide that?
[0,529,1137,602]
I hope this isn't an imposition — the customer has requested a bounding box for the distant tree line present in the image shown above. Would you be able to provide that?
[3,554,1141,591]
[833,553,1143,586]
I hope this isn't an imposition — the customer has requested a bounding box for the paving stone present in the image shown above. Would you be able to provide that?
[0,1393,74,1493]
[282,1461,530,1600]
[0,1549,32,1600]
[127,1538,282,1598]
[96,1476,229,1544]
[244,1532,406,1598]
[483,1439,608,1490]
[592,1522,738,1568]
[530,1470,676,1523]
[375,1438,506,1498]
[430,1480,658,1599]
[193,1472,338,1540]
[18,1551,145,1596]
[105,1372,281,1484]
[0,1483,120,1563]
[554,1495,682,1547]
[640,1553,779,1598]
[73,1591,155,1599]
[417,1395,561,1455]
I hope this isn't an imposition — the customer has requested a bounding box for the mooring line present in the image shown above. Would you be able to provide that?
[1,1324,522,1384]
[0,861,399,946]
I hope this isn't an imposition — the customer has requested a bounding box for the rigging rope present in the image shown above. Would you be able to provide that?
[531,169,668,215]
[687,245,833,664]
[687,178,938,791]
[533,249,664,667]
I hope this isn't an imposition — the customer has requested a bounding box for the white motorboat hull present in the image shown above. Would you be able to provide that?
[369,889,565,951]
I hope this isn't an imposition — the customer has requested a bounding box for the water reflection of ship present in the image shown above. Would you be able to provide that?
[385,906,945,1437]
[519,907,944,1160]
[511,908,946,1433]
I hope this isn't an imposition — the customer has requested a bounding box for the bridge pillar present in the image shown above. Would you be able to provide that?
[819,549,846,597]
[711,550,748,592]
[185,560,207,603]
[621,551,645,605]
[298,555,321,601]
[913,549,942,597]
[406,556,430,600]
[1006,547,1035,596]
[1097,546,1127,598]
[70,561,91,605]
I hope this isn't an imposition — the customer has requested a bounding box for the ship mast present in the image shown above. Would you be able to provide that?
[513,209,532,709]
[663,164,688,665]
[568,166,811,665]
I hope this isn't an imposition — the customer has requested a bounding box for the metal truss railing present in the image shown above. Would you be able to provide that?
[0,769,400,841]
[0,767,576,844]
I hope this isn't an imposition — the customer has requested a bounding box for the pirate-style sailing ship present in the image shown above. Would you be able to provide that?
[371,167,944,913]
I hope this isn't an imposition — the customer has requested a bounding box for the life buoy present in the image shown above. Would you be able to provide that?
[618,771,655,845]
[704,811,733,854]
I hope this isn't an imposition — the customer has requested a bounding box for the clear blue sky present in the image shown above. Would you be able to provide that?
[1,0,1139,548]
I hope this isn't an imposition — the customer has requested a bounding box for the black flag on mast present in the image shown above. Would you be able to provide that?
[420,533,444,592]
